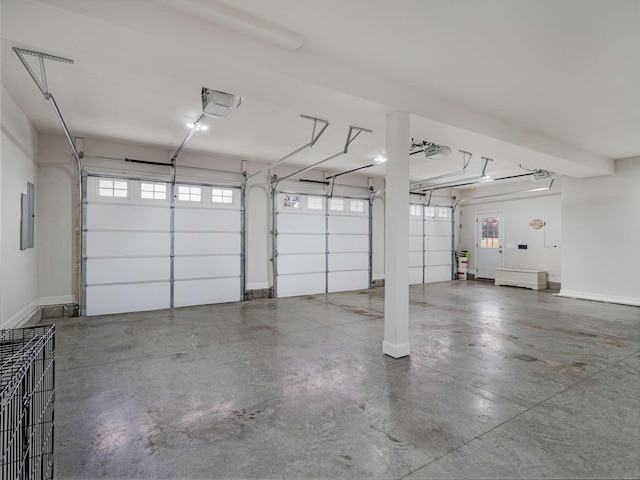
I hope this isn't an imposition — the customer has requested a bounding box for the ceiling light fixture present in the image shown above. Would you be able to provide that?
[186,122,208,131]
[375,156,387,164]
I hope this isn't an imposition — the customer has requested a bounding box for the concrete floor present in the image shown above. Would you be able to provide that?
[46,281,639,479]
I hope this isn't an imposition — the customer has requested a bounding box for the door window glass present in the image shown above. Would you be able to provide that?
[481,217,500,248]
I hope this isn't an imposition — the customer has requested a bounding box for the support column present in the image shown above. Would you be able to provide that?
[383,111,410,358]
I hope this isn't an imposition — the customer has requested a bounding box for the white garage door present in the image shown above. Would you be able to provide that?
[84,177,171,316]
[275,193,327,297]
[83,176,242,316]
[424,206,453,283]
[328,197,369,293]
[173,184,242,307]
[275,193,371,298]
[406,203,453,285]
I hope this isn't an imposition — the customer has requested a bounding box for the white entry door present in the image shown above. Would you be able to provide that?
[476,212,504,279]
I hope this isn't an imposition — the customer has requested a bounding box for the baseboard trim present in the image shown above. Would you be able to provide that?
[382,341,410,358]
[373,274,385,281]
[2,299,40,330]
[555,291,640,307]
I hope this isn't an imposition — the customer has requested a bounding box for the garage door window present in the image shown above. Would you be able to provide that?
[140,183,166,200]
[98,180,128,198]
[425,206,435,217]
[283,194,301,209]
[178,186,201,202]
[350,200,364,213]
[212,189,233,204]
[329,198,344,211]
[410,205,422,216]
[438,208,449,219]
[307,197,324,210]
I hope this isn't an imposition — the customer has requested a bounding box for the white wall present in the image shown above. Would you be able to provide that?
[559,158,640,306]
[457,180,562,283]
[1,85,39,328]
[37,134,76,305]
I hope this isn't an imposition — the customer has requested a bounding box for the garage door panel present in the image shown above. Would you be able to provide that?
[86,231,170,257]
[425,251,452,266]
[409,236,423,251]
[328,235,368,252]
[174,278,241,307]
[174,232,241,255]
[278,273,325,298]
[278,214,325,234]
[425,236,450,251]
[174,208,241,232]
[329,252,368,271]
[87,204,169,231]
[410,267,423,285]
[424,265,452,283]
[328,215,368,233]
[425,220,451,236]
[328,271,368,293]
[174,255,240,280]
[278,234,325,254]
[86,257,169,284]
[278,254,325,275]
[86,282,170,316]
[409,220,423,235]
[409,251,423,268]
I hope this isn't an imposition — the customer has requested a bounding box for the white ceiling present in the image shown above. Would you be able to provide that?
[1,0,638,184]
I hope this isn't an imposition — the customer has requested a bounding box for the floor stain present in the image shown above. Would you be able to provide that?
[545,360,586,374]
[369,425,402,444]
[514,354,538,362]
[527,325,598,338]
[328,302,384,319]
[602,338,630,347]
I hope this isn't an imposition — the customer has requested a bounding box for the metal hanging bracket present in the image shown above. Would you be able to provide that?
[272,125,372,188]
[481,157,493,177]
[343,126,372,154]
[13,47,74,97]
[13,47,81,178]
[245,115,329,181]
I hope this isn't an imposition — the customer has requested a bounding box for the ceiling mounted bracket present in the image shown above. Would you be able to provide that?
[272,125,372,188]
[481,157,493,177]
[13,47,73,97]
[343,126,372,154]
[13,47,81,181]
[246,115,329,182]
